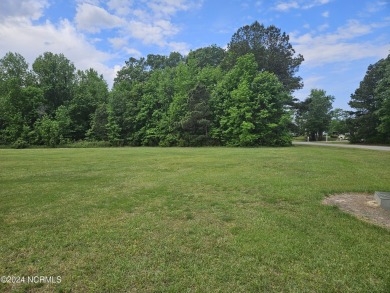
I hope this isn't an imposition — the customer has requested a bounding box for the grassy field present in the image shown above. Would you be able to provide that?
[0,146,389,292]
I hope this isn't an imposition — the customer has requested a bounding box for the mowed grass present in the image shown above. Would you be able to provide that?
[0,146,389,292]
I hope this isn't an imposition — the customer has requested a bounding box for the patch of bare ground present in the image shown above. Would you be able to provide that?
[322,193,390,230]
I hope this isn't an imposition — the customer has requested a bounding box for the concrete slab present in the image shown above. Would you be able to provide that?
[375,192,390,210]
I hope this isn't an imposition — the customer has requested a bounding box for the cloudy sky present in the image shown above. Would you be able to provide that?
[0,0,389,109]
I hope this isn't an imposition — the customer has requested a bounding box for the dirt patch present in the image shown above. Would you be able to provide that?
[322,193,390,230]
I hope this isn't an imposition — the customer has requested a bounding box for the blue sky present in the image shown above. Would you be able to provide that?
[0,0,389,110]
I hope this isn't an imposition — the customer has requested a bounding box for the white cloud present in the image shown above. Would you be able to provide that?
[167,41,190,54]
[365,1,389,13]
[147,0,202,17]
[155,19,180,35]
[108,37,142,57]
[318,23,329,31]
[302,0,330,9]
[109,37,128,49]
[75,0,101,5]
[274,1,299,11]
[0,18,117,87]
[107,0,133,15]
[291,20,390,67]
[330,20,373,41]
[148,0,187,17]
[114,0,202,53]
[0,0,49,22]
[76,0,199,54]
[0,0,203,88]
[322,11,329,17]
[120,7,192,53]
[75,3,126,33]
[297,42,389,67]
[274,0,331,11]
[124,47,142,57]
[127,20,175,46]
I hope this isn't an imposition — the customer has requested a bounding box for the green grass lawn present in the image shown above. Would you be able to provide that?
[1,146,389,292]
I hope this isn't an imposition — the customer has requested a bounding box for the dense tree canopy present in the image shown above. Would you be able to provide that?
[187,45,226,69]
[348,54,390,143]
[225,21,304,93]
[3,23,387,147]
[0,52,43,145]
[1,21,355,148]
[32,52,76,114]
[295,89,334,141]
[212,54,292,146]
[329,108,350,135]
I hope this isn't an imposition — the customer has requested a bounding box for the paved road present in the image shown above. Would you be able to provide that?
[293,142,390,151]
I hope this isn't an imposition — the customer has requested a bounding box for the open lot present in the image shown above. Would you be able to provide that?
[1,146,389,292]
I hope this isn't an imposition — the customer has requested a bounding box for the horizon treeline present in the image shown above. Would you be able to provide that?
[0,22,304,147]
[1,21,389,148]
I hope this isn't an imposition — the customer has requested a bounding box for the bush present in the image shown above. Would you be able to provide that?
[12,138,29,149]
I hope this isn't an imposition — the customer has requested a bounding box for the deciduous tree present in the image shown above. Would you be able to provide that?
[70,69,109,140]
[32,52,76,115]
[212,54,292,146]
[0,52,43,145]
[301,89,334,141]
[187,45,226,69]
[349,54,390,143]
[225,21,304,92]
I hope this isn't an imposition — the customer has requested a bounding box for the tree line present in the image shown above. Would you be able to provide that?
[0,21,388,148]
[348,54,390,143]
[294,52,390,144]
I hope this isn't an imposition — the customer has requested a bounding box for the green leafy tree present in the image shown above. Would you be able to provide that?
[301,89,334,141]
[110,57,151,143]
[70,69,109,140]
[145,52,184,70]
[329,108,349,135]
[159,62,200,146]
[0,84,44,144]
[146,54,168,70]
[0,52,33,87]
[34,106,72,146]
[166,52,185,68]
[87,103,122,145]
[34,115,60,147]
[114,57,148,86]
[377,97,390,140]
[55,105,72,142]
[0,52,43,144]
[32,52,76,115]
[187,45,226,69]
[109,83,133,141]
[178,83,213,145]
[374,57,390,141]
[87,103,109,141]
[212,54,292,146]
[349,54,390,143]
[129,66,176,146]
[224,21,304,92]
[106,106,122,145]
